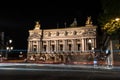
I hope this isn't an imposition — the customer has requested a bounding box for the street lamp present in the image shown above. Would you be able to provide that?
[19,51,23,59]
[6,39,13,59]
[6,46,13,52]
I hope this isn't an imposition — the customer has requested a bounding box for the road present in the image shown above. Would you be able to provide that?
[0,63,120,80]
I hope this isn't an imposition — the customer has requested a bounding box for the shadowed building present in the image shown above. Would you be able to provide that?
[0,32,4,56]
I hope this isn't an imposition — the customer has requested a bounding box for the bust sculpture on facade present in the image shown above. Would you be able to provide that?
[70,18,77,27]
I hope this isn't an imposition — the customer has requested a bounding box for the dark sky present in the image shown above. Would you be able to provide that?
[0,0,102,50]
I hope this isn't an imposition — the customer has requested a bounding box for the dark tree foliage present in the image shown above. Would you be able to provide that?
[98,0,120,27]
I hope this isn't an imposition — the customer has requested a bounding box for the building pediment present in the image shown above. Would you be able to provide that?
[82,29,96,35]
[29,33,41,39]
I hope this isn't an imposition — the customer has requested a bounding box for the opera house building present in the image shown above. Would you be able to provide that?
[27,17,98,62]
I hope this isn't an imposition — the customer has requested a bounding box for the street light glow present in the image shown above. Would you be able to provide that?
[6,47,9,50]
[6,39,13,59]
[92,47,94,50]
[10,47,13,50]
[115,18,120,21]
[9,39,12,44]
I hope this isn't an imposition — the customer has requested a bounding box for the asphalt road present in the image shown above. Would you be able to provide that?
[0,63,120,80]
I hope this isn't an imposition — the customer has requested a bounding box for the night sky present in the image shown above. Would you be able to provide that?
[0,0,102,50]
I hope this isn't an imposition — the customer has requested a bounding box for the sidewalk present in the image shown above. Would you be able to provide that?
[1,60,24,63]
[0,59,120,67]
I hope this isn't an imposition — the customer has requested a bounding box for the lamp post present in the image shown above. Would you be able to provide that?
[92,47,97,67]
[19,51,23,59]
[6,39,13,59]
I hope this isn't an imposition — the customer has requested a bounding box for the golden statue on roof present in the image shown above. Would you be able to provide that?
[85,16,92,25]
[34,21,41,29]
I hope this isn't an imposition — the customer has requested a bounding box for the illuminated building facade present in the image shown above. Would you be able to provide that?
[27,17,97,57]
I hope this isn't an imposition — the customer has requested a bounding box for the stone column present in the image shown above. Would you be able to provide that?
[63,40,67,52]
[84,38,86,52]
[82,38,84,52]
[46,41,50,53]
[91,38,96,49]
[40,40,43,53]
[27,41,30,53]
[29,41,31,53]
[56,40,59,52]
[58,40,59,52]
[29,41,32,53]
[38,41,40,53]
[72,39,74,52]
[31,41,33,53]
[47,41,50,53]
[72,39,76,52]
[65,40,68,52]
[55,40,57,52]
[49,40,51,53]
[74,39,77,51]
[36,41,38,53]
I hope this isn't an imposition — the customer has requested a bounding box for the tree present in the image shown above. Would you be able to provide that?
[98,0,120,28]
[103,18,120,35]
[98,0,120,40]
[98,0,120,67]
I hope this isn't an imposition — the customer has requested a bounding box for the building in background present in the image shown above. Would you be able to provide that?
[0,32,4,56]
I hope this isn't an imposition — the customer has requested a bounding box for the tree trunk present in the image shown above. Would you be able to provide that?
[109,39,114,66]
